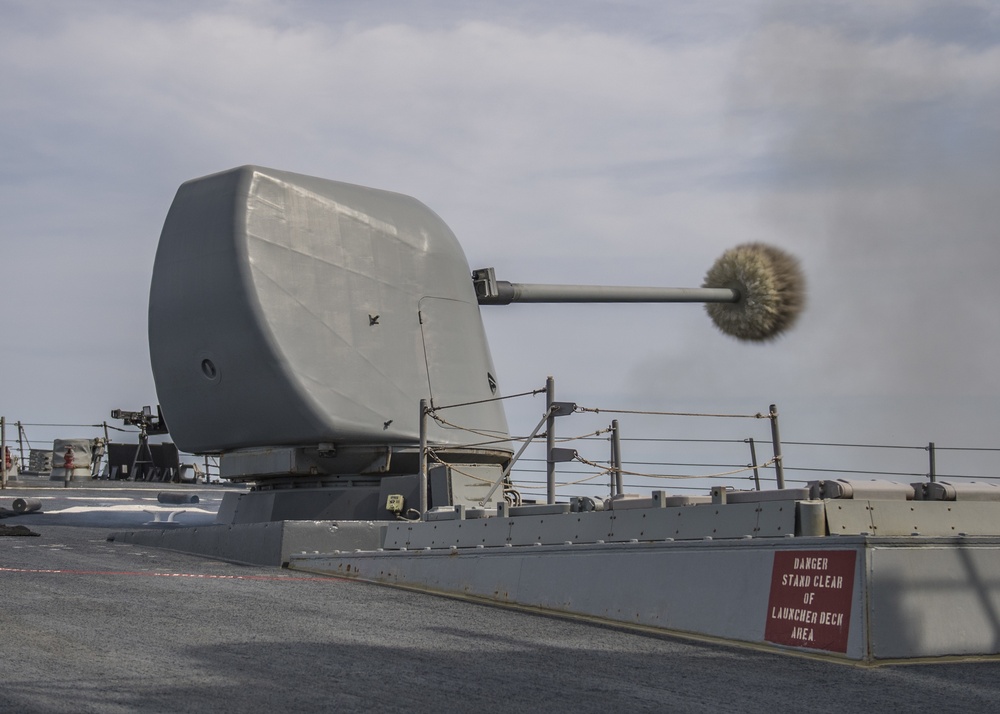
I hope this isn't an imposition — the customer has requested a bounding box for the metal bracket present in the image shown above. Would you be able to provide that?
[472,267,499,301]
[549,448,578,463]
[551,402,576,417]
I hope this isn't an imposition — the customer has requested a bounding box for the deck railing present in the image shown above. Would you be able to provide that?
[0,418,221,485]
[423,377,1000,505]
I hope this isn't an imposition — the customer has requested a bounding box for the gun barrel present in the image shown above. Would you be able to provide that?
[478,280,740,305]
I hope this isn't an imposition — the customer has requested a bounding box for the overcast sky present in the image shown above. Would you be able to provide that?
[3,0,999,488]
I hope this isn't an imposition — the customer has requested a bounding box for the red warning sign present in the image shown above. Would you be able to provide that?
[764,550,857,653]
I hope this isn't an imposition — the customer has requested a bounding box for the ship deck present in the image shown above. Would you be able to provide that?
[2,483,1000,712]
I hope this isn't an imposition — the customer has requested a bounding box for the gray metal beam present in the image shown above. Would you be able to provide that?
[480,281,740,305]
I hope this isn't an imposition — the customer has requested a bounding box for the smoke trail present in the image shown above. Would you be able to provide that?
[732,1,1000,398]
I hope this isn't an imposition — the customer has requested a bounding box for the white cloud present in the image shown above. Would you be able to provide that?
[0,4,749,422]
[1,1,998,487]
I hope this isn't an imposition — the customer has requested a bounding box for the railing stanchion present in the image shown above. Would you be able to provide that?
[546,376,556,504]
[769,404,785,489]
[16,421,25,469]
[419,399,429,515]
[611,419,623,497]
[746,437,761,491]
[1,416,6,489]
[927,441,936,484]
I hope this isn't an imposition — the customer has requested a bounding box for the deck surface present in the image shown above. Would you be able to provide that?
[1,484,999,712]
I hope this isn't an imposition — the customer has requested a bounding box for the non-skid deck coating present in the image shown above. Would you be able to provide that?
[1,485,1000,713]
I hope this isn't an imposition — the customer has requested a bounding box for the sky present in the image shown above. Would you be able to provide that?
[2,0,999,491]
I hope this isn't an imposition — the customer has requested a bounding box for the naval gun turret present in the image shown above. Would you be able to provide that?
[148,166,803,522]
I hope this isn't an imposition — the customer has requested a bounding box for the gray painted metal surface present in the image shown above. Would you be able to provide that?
[383,500,798,548]
[868,539,1000,658]
[111,519,383,566]
[280,496,1000,662]
[917,480,1000,501]
[484,281,740,304]
[824,499,1000,536]
[292,537,868,660]
[215,487,383,523]
[149,166,510,456]
[428,463,501,510]
[290,534,1000,663]
[471,267,740,305]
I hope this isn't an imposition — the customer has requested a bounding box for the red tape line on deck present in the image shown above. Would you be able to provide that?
[0,566,343,582]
